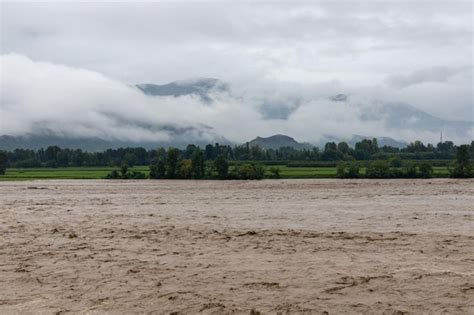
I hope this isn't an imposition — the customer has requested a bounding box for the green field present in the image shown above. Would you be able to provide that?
[0,165,451,180]
[0,166,150,180]
[269,166,449,178]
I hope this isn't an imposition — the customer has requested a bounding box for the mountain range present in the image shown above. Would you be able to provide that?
[0,78,472,151]
[248,135,314,150]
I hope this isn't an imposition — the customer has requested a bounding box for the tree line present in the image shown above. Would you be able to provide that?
[0,139,474,179]
[1,139,473,171]
[337,145,472,178]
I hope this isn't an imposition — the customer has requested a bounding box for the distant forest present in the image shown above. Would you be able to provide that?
[1,139,473,169]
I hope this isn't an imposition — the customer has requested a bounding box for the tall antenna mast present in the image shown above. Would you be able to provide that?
[440,131,443,144]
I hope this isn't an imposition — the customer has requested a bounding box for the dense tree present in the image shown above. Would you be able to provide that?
[107,164,146,179]
[149,160,166,179]
[450,145,472,178]
[336,162,360,178]
[389,156,403,167]
[214,154,229,179]
[366,161,392,178]
[354,139,378,160]
[232,163,265,179]
[123,152,137,167]
[57,150,70,167]
[191,149,205,179]
[418,162,434,178]
[405,140,428,153]
[0,151,7,175]
[166,148,179,178]
[45,146,61,162]
[268,167,280,179]
[2,139,471,171]
[149,147,167,179]
[324,142,337,152]
[337,142,350,154]
[403,162,418,178]
[178,159,193,179]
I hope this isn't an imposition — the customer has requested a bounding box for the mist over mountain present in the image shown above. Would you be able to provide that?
[247,135,313,150]
[0,55,472,151]
[136,78,229,102]
[2,2,472,151]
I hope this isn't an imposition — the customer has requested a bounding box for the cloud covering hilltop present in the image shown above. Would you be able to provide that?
[1,1,472,146]
[1,54,472,147]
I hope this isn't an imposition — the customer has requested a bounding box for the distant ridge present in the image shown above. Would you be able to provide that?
[136,78,228,102]
[247,134,313,150]
[0,134,228,152]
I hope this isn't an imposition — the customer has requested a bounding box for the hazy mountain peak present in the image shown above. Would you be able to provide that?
[330,94,348,102]
[136,77,228,102]
[248,134,313,150]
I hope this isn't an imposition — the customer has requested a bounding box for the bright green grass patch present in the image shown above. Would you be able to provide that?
[1,166,150,180]
[0,165,451,180]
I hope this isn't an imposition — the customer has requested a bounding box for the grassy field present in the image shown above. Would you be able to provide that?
[267,166,449,178]
[0,166,150,181]
[0,165,451,180]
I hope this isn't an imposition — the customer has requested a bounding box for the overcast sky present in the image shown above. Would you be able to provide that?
[1,0,473,144]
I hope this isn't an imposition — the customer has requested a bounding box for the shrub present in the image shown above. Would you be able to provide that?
[365,161,392,178]
[418,162,433,178]
[336,162,360,178]
[106,166,146,179]
[106,170,120,179]
[232,163,265,179]
[268,166,281,179]
[389,156,403,167]
[403,162,418,178]
[128,171,146,179]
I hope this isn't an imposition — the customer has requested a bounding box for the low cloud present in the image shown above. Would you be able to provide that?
[385,66,471,89]
[2,53,471,146]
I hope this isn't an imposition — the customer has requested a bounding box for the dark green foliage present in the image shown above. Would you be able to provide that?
[405,140,428,152]
[403,162,418,178]
[178,159,193,179]
[191,149,205,179]
[2,139,470,181]
[418,162,433,178]
[166,148,179,178]
[128,171,147,179]
[106,170,120,179]
[366,161,392,178]
[389,156,403,167]
[149,148,167,179]
[214,154,229,179]
[0,151,8,175]
[450,145,472,178]
[231,163,266,180]
[364,160,434,179]
[106,164,146,179]
[337,142,350,154]
[120,164,129,177]
[13,158,41,168]
[149,160,166,179]
[286,161,341,167]
[268,166,281,179]
[336,162,360,178]
[354,138,378,160]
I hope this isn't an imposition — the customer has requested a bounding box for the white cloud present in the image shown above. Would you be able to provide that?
[3,53,471,146]
[0,1,472,145]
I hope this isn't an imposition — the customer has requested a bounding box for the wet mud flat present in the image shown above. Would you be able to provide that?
[0,179,473,314]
